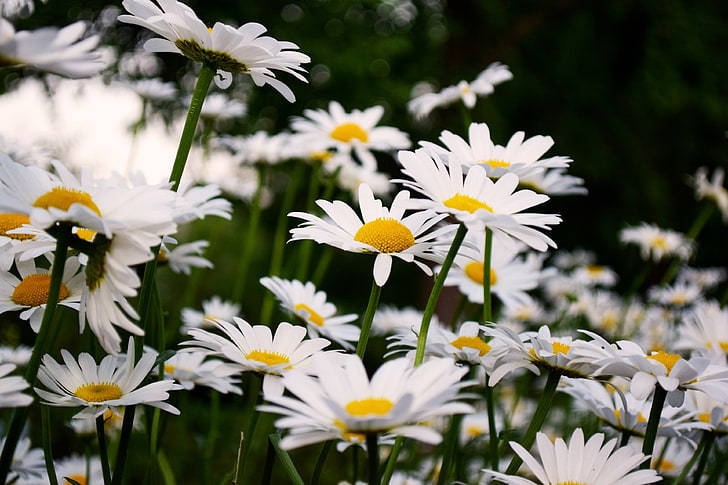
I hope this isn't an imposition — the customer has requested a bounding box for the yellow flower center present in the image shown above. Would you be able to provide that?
[163,364,175,374]
[601,314,618,329]
[330,123,369,143]
[11,274,70,307]
[698,413,711,423]
[555,482,588,485]
[65,475,87,485]
[354,218,415,253]
[73,227,97,242]
[647,351,682,374]
[478,159,511,169]
[345,398,394,417]
[33,187,102,216]
[655,459,675,472]
[586,264,604,274]
[443,194,493,214]
[310,151,334,162]
[650,236,668,249]
[466,425,485,437]
[73,382,123,403]
[245,350,291,367]
[615,410,647,424]
[464,261,497,286]
[706,341,728,352]
[0,214,33,240]
[669,294,688,305]
[342,431,365,443]
[450,336,491,356]
[294,303,325,326]
[552,342,571,355]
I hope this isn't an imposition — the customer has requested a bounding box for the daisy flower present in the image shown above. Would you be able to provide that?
[619,223,693,261]
[650,437,693,477]
[648,282,702,308]
[199,92,246,121]
[519,167,587,196]
[0,345,31,366]
[159,239,213,275]
[260,277,360,349]
[484,428,661,485]
[675,301,728,358]
[570,290,624,335]
[572,264,618,288]
[118,0,310,97]
[289,184,456,287]
[684,389,728,434]
[0,364,32,408]
[180,295,240,334]
[218,132,290,165]
[0,436,44,483]
[460,411,496,444]
[172,182,233,224]
[677,266,726,291]
[0,256,83,332]
[335,160,393,199]
[69,407,138,437]
[120,77,177,101]
[35,338,180,419]
[182,318,333,396]
[372,305,441,336]
[397,148,561,251]
[691,166,728,221]
[422,122,570,179]
[500,295,548,327]
[0,18,107,78]
[259,354,474,449]
[55,455,103,485]
[291,101,410,169]
[161,351,242,395]
[0,211,54,271]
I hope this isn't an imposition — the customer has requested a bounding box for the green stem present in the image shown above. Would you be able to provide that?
[0,226,70,484]
[619,429,630,447]
[238,375,262,483]
[692,431,716,485]
[414,223,468,366]
[111,405,136,485]
[705,444,727,485]
[97,414,112,485]
[233,165,267,301]
[449,294,468,329]
[661,203,714,286]
[504,370,561,474]
[654,436,671,470]
[366,433,379,485]
[268,434,305,485]
[202,390,220,479]
[311,247,334,286]
[295,164,323,281]
[482,228,493,325]
[673,432,710,485]
[380,438,402,485]
[310,441,333,485]
[42,407,59,485]
[352,445,360,484]
[640,385,667,469]
[355,280,383,358]
[437,413,464,485]
[484,380,499,470]
[261,435,276,485]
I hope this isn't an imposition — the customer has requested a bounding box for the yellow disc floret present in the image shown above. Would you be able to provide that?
[478,159,511,169]
[11,274,70,307]
[33,187,102,216]
[464,261,497,286]
[294,303,325,326]
[354,218,415,253]
[345,398,394,417]
[647,351,682,374]
[74,382,123,403]
[65,475,87,485]
[443,194,493,214]
[450,336,491,356]
[245,350,291,367]
[0,214,33,240]
[551,342,571,355]
[330,123,369,143]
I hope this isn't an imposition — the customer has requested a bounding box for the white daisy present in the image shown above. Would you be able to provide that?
[335,160,393,199]
[259,353,474,449]
[182,318,333,396]
[0,436,44,483]
[289,184,456,287]
[0,18,107,78]
[260,277,360,349]
[484,428,661,485]
[648,282,702,308]
[0,345,31,366]
[159,239,212,275]
[397,148,561,251]
[199,92,246,121]
[118,0,310,97]
[180,295,240,334]
[519,168,587,196]
[676,266,726,291]
[162,351,241,395]
[35,337,180,419]
[69,406,137,437]
[372,305,441,336]
[691,166,728,221]
[572,264,618,288]
[650,437,693,477]
[0,213,54,271]
[570,290,624,336]
[55,455,103,485]
[291,101,410,169]
[218,131,291,165]
[500,295,548,327]
[619,223,693,261]
[0,363,31,408]
[120,77,177,101]
[552,249,596,270]
[676,301,728,358]
[0,256,83,332]
[172,182,233,224]
[684,389,728,434]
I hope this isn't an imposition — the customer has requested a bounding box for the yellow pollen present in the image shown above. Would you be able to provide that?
[601,314,618,329]
[637,412,647,423]
[294,303,325,326]
[208,27,213,32]
[73,382,123,402]
[552,342,571,355]
[651,236,668,249]
[245,350,291,367]
[450,336,491,356]
[345,398,394,417]
[698,413,711,423]
[310,150,334,162]
[33,187,102,216]
[586,264,604,274]
[656,459,675,472]
[647,351,682,374]
[670,294,688,305]
[0,214,33,240]
[11,274,70,307]
[478,159,511,169]
[466,425,484,437]
[353,218,415,253]
[65,476,87,485]
[330,123,368,143]
[464,261,497,286]
[164,364,175,374]
[443,193,493,214]
[74,228,96,242]
[554,482,588,485]
[706,342,728,352]
[343,431,365,443]
[157,249,168,263]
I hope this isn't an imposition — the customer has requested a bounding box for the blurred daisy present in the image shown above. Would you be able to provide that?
[219,131,290,165]
[553,248,595,270]
[677,266,726,291]
[407,62,512,118]
[290,184,456,287]
[519,167,587,196]
[397,149,561,251]
[182,318,333,396]
[0,363,32,408]
[0,436,44,483]
[0,211,54,271]
[500,295,547,327]
[335,160,393,199]
[159,239,212,275]
[651,437,693,477]
[572,264,618,288]
[55,455,103,485]
[676,301,728,358]
[0,18,107,77]
[36,338,180,419]
[180,295,240,334]
[460,411,494,444]
[691,166,728,221]
[260,277,360,349]
[200,92,246,121]
[372,305,440,336]
[259,354,474,449]
[0,345,31,366]
[570,290,623,335]
[0,256,83,332]
[484,428,660,485]
[648,282,702,307]
[684,389,728,434]
[162,351,242,394]
[118,0,310,97]
[620,223,693,261]
[291,101,410,169]
[172,182,233,223]
[121,78,177,101]
[69,407,136,437]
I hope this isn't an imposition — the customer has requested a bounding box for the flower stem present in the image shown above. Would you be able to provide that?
[202,390,221,479]
[233,165,267,301]
[0,226,70,484]
[673,431,710,485]
[111,406,136,485]
[437,412,464,485]
[97,414,112,485]
[310,441,333,485]
[356,279,383,358]
[661,203,714,286]
[238,374,261,483]
[640,384,667,469]
[484,380,499,470]
[505,369,561,474]
[380,438,402,485]
[414,223,468,366]
[366,433,379,485]
[42,407,59,485]
[482,227,493,324]
[692,431,716,485]
[295,164,323,281]
[352,445,360,484]
[619,429,631,447]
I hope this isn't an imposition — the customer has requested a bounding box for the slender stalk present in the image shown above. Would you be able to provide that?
[111,405,136,485]
[295,164,323,281]
[202,390,220,479]
[705,445,727,485]
[355,280,383,358]
[415,223,468,365]
[380,438,402,485]
[352,445,360,485]
[238,374,262,483]
[619,429,631,447]
[482,227,493,324]
[0,227,70,483]
[672,431,710,485]
[654,436,671,471]
[484,381,499,470]
[366,433,379,485]
[660,203,714,286]
[232,432,245,485]
[42,407,59,485]
[505,370,561,474]
[692,431,716,485]
[269,434,305,485]
[310,441,333,485]
[640,385,667,469]
[233,165,267,301]
[437,413,464,485]
[97,415,112,485]
[261,435,276,485]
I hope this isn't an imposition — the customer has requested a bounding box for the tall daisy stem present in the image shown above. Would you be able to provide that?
[660,203,714,286]
[673,431,710,485]
[238,374,262,484]
[97,414,112,485]
[505,369,561,474]
[692,431,716,485]
[640,384,667,469]
[482,227,493,324]
[366,433,379,485]
[233,165,267,301]
[111,406,136,485]
[437,412,465,485]
[42,407,59,485]
[310,441,333,485]
[484,382,499,470]
[356,279,383,358]
[0,225,70,484]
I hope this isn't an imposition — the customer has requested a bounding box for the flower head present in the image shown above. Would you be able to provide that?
[0,363,32,408]
[180,295,240,334]
[691,167,728,221]
[619,223,693,261]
